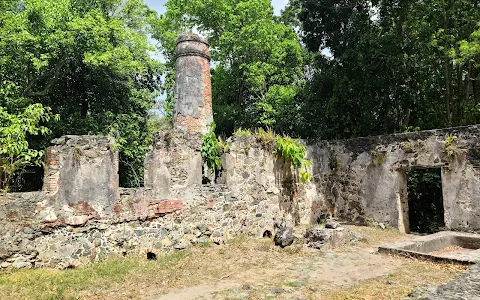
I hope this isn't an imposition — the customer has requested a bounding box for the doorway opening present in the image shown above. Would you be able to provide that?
[406,168,445,234]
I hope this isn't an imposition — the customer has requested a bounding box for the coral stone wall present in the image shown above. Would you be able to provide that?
[1,133,317,269]
[144,130,203,201]
[308,125,480,232]
[2,125,480,269]
[43,135,119,218]
[0,178,287,269]
[223,135,318,226]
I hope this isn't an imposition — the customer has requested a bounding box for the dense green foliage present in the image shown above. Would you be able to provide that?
[200,123,222,174]
[0,104,58,191]
[153,0,480,140]
[0,0,162,188]
[293,0,480,139]
[275,135,311,183]
[154,0,304,136]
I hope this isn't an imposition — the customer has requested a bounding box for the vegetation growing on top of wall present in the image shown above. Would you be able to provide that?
[201,123,222,173]
[217,137,230,155]
[275,135,312,183]
[234,128,253,137]
[230,127,312,183]
[0,104,59,193]
[255,128,276,152]
[443,134,457,158]
[370,149,386,166]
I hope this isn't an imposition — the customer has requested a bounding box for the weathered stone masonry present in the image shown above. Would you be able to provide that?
[307,125,480,233]
[174,32,213,134]
[42,135,119,219]
[2,32,480,269]
[0,133,316,269]
[0,33,316,269]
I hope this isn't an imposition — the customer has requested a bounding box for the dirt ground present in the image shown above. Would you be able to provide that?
[0,226,466,300]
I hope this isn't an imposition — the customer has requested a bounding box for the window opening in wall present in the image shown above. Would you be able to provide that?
[9,166,44,192]
[406,168,444,234]
[119,161,145,188]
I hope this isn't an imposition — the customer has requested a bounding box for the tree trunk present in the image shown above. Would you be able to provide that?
[444,58,452,126]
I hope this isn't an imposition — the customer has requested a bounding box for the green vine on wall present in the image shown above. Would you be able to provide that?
[201,123,222,173]
[275,135,312,183]
[226,128,313,184]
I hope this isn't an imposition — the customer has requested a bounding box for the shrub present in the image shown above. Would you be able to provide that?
[0,104,58,192]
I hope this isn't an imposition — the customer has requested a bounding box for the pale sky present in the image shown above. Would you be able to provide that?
[144,0,288,16]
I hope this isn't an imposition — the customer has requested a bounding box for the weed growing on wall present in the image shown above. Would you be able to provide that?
[234,128,253,137]
[231,128,312,184]
[370,149,386,166]
[255,128,276,152]
[443,134,457,158]
[275,135,312,183]
[216,136,230,154]
[201,123,222,173]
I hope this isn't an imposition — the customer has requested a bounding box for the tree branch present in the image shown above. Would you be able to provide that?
[23,58,70,97]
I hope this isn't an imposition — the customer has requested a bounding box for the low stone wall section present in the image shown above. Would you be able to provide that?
[0,183,281,269]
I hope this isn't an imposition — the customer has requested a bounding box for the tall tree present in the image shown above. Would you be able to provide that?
[0,0,162,188]
[154,0,304,136]
[294,0,480,139]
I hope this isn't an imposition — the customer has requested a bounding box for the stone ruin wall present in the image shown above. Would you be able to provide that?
[2,30,480,269]
[2,125,480,269]
[42,135,119,220]
[0,132,318,269]
[223,136,318,226]
[307,125,480,233]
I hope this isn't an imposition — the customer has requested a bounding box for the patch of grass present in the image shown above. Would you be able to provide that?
[0,251,190,299]
[0,257,136,299]
[197,240,214,248]
[0,227,464,300]
[284,281,297,287]
[229,234,251,246]
[279,243,303,255]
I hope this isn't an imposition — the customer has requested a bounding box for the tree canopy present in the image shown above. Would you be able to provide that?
[0,0,162,188]
[153,0,305,136]
[294,0,480,139]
